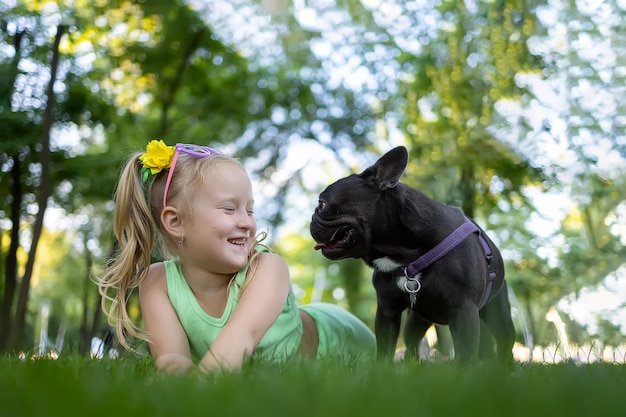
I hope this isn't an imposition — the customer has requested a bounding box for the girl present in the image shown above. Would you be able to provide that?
[98,140,376,373]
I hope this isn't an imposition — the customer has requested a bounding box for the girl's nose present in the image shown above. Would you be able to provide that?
[238,210,256,230]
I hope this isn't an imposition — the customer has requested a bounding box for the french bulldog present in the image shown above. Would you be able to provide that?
[310,146,515,364]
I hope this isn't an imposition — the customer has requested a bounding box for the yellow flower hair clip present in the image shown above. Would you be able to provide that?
[139,140,176,183]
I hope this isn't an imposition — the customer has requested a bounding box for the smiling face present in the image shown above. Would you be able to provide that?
[183,162,257,274]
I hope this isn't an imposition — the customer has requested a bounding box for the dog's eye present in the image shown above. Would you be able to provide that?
[318,200,326,211]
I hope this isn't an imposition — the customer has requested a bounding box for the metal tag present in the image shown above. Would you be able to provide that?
[404,276,421,309]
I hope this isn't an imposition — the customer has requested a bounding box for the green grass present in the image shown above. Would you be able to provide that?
[1,356,625,417]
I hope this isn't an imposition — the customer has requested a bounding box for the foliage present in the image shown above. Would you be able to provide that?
[504,0,626,342]
[274,232,377,325]
[1,0,625,353]
[0,0,375,351]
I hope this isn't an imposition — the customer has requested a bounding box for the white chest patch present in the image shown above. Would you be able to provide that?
[395,273,422,293]
[372,257,401,272]
[396,275,409,292]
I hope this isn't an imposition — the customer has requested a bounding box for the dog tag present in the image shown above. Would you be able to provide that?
[409,292,417,309]
[404,277,421,309]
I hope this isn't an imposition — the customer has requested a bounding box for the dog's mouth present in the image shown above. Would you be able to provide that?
[313,225,356,252]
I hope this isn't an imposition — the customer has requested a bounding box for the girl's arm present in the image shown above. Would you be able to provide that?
[198,252,291,373]
[139,263,195,372]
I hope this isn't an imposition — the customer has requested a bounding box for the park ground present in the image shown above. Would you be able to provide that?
[1,355,626,417]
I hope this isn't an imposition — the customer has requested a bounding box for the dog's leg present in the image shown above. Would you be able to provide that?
[481,282,515,364]
[403,310,431,361]
[478,320,496,360]
[372,271,405,360]
[449,302,480,365]
[374,306,403,359]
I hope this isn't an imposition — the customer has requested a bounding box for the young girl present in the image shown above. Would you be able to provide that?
[98,140,376,373]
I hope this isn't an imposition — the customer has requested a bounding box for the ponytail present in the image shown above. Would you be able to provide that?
[98,152,156,351]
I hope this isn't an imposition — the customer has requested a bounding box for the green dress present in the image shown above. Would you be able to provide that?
[165,258,376,363]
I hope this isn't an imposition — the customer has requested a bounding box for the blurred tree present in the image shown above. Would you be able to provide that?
[2,0,624,353]
[265,0,548,344]
[508,0,626,343]
[0,0,376,351]
[28,228,86,352]
[0,2,69,349]
[594,317,624,348]
[264,0,625,346]
[273,231,377,325]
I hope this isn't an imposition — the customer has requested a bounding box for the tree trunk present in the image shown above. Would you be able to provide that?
[82,240,118,354]
[79,232,92,354]
[0,157,23,350]
[460,163,476,218]
[524,293,536,361]
[7,24,67,350]
[158,29,204,137]
[0,30,25,351]
[87,292,104,354]
[339,259,365,321]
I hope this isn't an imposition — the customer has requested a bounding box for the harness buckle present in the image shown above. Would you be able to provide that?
[485,253,496,274]
[403,277,421,294]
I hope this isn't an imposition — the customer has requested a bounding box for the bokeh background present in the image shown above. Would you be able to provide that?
[1,0,625,361]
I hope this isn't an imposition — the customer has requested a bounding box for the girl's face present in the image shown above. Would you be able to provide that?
[184,162,257,274]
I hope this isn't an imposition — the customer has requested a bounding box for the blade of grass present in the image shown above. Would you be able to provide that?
[1,356,625,417]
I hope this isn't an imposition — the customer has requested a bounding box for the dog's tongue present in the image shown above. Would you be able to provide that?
[314,243,325,250]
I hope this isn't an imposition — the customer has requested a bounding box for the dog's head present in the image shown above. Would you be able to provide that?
[310,146,409,261]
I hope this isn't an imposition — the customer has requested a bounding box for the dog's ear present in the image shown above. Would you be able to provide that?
[359,146,408,190]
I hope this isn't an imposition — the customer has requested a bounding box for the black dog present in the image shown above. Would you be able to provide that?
[310,146,515,364]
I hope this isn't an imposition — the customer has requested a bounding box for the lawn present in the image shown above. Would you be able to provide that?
[1,355,625,417]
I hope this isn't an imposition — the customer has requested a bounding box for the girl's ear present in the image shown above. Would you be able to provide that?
[161,206,184,239]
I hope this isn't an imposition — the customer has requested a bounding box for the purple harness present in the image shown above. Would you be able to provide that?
[394,217,497,310]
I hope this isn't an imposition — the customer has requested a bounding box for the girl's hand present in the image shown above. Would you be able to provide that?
[155,353,195,373]
[139,262,195,372]
[198,252,291,373]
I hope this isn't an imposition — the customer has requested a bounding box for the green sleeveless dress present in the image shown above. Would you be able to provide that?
[165,258,376,363]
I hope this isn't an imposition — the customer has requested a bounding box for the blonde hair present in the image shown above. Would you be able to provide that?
[98,149,266,351]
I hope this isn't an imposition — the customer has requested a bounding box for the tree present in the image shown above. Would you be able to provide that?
[0,0,71,348]
[506,0,626,342]
[0,0,377,351]
[3,0,624,352]
[265,0,550,344]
